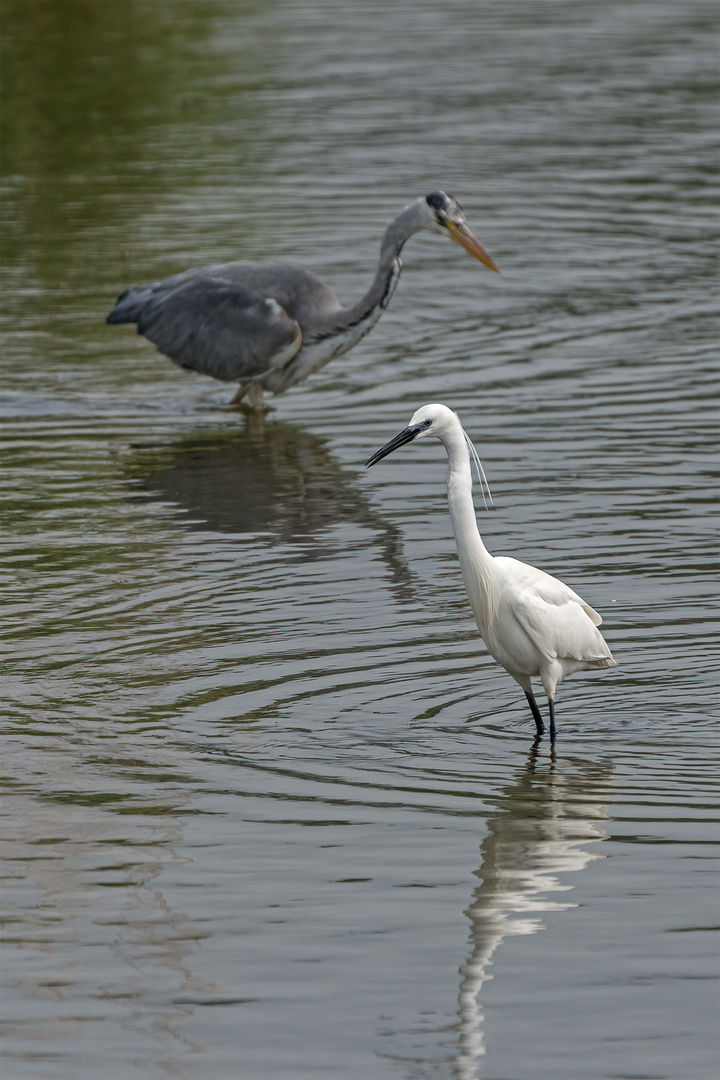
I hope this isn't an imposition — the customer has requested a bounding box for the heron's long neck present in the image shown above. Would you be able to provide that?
[337,200,427,330]
[443,427,497,628]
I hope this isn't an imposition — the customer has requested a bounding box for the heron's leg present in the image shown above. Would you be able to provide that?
[525,690,545,737]
[548,698,556,743]
[229,382,273,413]
[245,383,265,411]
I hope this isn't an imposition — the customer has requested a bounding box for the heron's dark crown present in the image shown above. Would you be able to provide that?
[425,191,463,217]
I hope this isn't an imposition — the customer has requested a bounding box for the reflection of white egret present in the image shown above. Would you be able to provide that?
[455,751,614,1079]
[366,404,616,740]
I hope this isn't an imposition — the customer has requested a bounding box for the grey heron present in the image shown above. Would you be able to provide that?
[106,193,499,409]
[366,404,616,741]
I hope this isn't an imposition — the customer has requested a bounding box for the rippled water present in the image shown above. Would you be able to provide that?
[2,1,718,1078]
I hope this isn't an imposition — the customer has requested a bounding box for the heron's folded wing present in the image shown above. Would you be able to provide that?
[137,277,302,382]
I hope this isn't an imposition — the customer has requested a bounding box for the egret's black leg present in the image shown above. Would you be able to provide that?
[525,690,545,737]
[548,698,556,743]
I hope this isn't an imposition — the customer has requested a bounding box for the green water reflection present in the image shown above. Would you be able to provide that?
[2,0,279,300]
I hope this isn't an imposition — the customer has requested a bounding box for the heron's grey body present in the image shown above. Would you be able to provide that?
[106,194,498,407]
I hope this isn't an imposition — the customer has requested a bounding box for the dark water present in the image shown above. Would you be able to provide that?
[2,2,718,1078]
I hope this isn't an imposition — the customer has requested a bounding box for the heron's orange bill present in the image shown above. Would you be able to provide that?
[447,221,500,273]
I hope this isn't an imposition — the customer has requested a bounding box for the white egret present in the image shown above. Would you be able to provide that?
[366,404,616,740]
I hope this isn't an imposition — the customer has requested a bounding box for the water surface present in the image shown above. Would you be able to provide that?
[2,2,718,1078]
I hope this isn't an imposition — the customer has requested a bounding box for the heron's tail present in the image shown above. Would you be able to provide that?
[106,284,157,325]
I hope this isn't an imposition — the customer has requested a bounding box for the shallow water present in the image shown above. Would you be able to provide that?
[1,1,718,1078]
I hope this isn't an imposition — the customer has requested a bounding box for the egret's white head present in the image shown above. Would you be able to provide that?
[365,402,457,467]
[365,402,493,508]
[408,402,460,435]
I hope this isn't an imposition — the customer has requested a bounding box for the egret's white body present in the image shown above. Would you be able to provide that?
[366,404,616,739]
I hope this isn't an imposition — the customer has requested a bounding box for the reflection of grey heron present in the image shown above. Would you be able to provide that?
[124,418,417,601]
[455,751,613,1078]
[367,404,616,741]
[107,193,498,409]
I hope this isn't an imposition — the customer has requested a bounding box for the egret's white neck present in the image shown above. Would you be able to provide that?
[441,424,488,553]
[439,422,497,629]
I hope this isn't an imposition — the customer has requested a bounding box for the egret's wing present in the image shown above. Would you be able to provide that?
[497,558,613,664]
[497,557,602,622]
[136,277,302,382]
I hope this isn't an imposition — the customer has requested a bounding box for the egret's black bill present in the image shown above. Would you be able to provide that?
[365,424,423,468]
